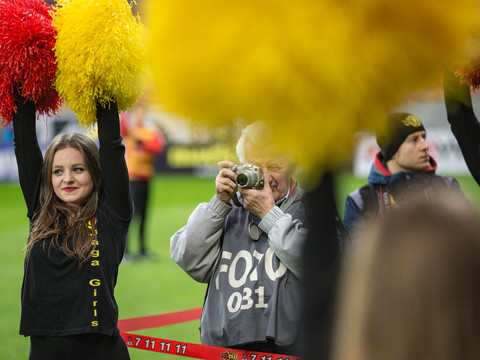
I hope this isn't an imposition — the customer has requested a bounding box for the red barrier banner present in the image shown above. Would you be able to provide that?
[118,307,203,332]
[121,331,300,360]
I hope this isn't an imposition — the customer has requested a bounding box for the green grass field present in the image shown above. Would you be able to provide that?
[1,172,479,359]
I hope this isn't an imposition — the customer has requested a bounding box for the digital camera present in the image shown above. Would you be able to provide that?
[231,164,264,189]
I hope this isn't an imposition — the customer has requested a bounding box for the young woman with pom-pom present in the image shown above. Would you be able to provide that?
[13,91,132,360]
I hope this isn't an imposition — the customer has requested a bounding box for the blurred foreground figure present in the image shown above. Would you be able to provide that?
[333,195,480,360]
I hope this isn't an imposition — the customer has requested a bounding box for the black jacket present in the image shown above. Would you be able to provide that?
[444,71,480,187]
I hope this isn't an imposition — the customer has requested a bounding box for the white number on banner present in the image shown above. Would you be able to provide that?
[159,341,171,352]
[144,339,156,350]
[175,344,187,355]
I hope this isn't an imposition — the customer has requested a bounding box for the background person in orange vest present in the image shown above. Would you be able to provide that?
[121,97,164,260]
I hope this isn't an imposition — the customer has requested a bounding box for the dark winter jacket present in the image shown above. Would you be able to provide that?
[343,152,463,234]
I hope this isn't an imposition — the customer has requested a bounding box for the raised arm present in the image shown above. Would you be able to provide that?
[444,71,480,186]
[96,102,133,220]
[259,201,308,279]
[12,92,43,217]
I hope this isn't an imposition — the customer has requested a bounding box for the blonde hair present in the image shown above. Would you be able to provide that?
[333,195,480,360]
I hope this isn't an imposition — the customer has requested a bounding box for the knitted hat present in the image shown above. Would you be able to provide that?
[376,112,426,160]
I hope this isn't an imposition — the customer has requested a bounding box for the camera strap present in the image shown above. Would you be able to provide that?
[232,193,243,207]
[279,185,302,212]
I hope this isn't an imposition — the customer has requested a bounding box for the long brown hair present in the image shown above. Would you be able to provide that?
[27,133,102,264]
[333,194,480,360]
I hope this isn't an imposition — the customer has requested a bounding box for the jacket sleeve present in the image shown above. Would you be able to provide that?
[96,102,133,220]
[170,195,232,283]
[443,175,470,205]
[258,204,307,280]
[343,190,365,236]
[444,71,480,186]
[12,93,43,217]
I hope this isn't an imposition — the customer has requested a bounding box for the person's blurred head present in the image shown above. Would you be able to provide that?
[377,113,429,173]
[236,121,296,201]
[132,91,152,125]
[333,194,480,360]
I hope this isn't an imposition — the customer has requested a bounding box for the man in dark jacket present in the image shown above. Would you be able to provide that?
[344,112,465,235]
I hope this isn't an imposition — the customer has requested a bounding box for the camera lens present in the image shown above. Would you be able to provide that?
[236,173,249,187]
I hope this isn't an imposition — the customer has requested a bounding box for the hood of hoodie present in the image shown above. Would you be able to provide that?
[367,151,438,185]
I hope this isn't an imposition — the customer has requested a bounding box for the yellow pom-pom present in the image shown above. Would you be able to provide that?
[148,0,479,183]
[53,0,149,128]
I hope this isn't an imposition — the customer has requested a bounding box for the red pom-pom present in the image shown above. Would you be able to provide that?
[0,0,61,127]
[456,31,480,90]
